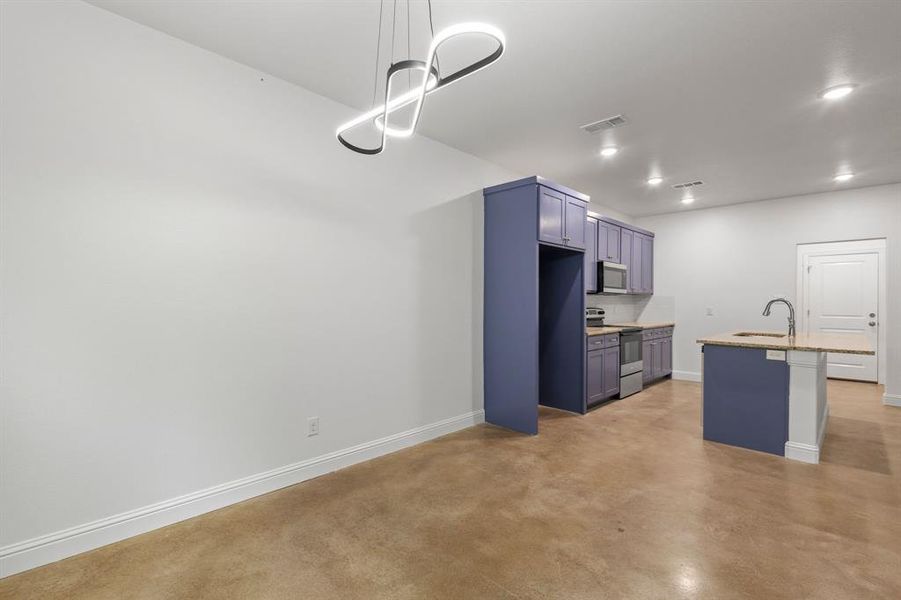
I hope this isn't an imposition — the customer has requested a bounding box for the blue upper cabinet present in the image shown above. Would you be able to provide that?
[630,230,643,294]
[640,233,654,294]
[563,195,587,250]
[595,216,654,295]
[597,220,621,263]
[538,186,565,245]
[629,231,653,295]
[620,227,634,291]
[585,217,598,293]
[538,185,587,250]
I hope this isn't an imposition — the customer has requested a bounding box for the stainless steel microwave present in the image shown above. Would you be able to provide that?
[597,261,627,294]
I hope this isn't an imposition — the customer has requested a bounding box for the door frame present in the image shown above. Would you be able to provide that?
[796,239,887,384]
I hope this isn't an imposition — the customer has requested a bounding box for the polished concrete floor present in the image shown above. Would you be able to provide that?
[2,379,900,599]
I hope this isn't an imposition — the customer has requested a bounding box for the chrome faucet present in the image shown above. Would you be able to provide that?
[763,297,796,337]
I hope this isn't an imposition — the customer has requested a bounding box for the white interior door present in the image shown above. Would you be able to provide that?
[805,253,878,382]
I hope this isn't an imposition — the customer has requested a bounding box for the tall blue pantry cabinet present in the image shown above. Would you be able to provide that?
[483,177,589,434]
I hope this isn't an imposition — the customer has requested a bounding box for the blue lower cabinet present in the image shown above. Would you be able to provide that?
[661,337,672,375]
[603,346,620,398]
[587,349,606,405]
[642,328,673,383]
[586,335,620,406]
[642,339,653,383]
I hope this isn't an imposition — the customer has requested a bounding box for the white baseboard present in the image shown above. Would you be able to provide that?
[672,370,702,383]
[0,409,485,578]
[784,404,828,465]
[884,393,901,408]
[817,404,830,449]
[784,441,820,464]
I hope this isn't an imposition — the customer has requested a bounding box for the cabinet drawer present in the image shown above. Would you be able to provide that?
[642,327,673,340]
[587,333,619,349]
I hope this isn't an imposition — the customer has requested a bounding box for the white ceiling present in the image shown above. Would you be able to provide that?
[89,0,901,216]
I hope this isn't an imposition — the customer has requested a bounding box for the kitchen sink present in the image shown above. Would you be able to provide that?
[734,332,786,338]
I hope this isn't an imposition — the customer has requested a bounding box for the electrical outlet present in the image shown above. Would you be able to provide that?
[706,307,714,316]
[307,417,319,437]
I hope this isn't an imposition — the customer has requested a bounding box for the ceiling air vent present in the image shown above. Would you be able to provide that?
[672,180,704,190]
[580,114,628,133]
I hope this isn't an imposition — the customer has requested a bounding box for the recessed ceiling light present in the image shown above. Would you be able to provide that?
[600,146,619,157]
[647,177,663,186]
[681,196,695,205]
[819,84,857,100]
[833,172,854,182]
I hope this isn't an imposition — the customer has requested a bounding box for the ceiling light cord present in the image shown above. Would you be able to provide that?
[370,0,385,109]
[406,0,411,90]
[390,0,397,65]
[427,0,440,73]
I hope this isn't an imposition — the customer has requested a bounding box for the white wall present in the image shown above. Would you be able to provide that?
[0,0,523,572]
[636,184,901,395]
[588,201,633,224]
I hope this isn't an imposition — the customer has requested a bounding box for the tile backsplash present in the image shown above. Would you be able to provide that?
[586,294,675,324]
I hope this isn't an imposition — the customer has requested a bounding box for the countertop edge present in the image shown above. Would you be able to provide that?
[697,337,874,356]
[587,322,675,336]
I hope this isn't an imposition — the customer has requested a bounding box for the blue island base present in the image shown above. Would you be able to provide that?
[702,345,789,456]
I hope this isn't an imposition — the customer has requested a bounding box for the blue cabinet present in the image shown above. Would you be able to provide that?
[603,346,620,398]
[639,233,654,294]
[642,338,653,384]
[564,195,587,250]
[642,327,673,383]
[597,220,621,263]
[620,227,634,291]
[630,230,642,293]
[599,219,654,295]
[703,345,788,456]
[661,336,672,375]
[483,176,591,434]
[584,217,598,293]
[538,186,565,246]
[586,334,620,406]
[538,186,587,250]
[586,348,606,405]
[629,231,654,295]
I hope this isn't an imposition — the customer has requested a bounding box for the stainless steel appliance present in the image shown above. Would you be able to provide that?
[617,327,643,398]
[586,307,606,327]
[597,261,628,294]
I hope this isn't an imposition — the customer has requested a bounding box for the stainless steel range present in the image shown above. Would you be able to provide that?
[613,326,643,398]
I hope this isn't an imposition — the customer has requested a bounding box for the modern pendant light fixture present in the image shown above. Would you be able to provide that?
[336,0,505,155]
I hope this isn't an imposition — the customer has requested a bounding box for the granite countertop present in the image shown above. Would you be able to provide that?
[608,321,675,330]
[586,322,675,336]
[586,326,624,335]
[697,331,874,355]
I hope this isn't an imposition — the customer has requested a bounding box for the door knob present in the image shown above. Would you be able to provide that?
[869,313,876,318]
[869,321,876,326]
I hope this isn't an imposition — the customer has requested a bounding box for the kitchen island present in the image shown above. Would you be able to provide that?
[697,331,874,463]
